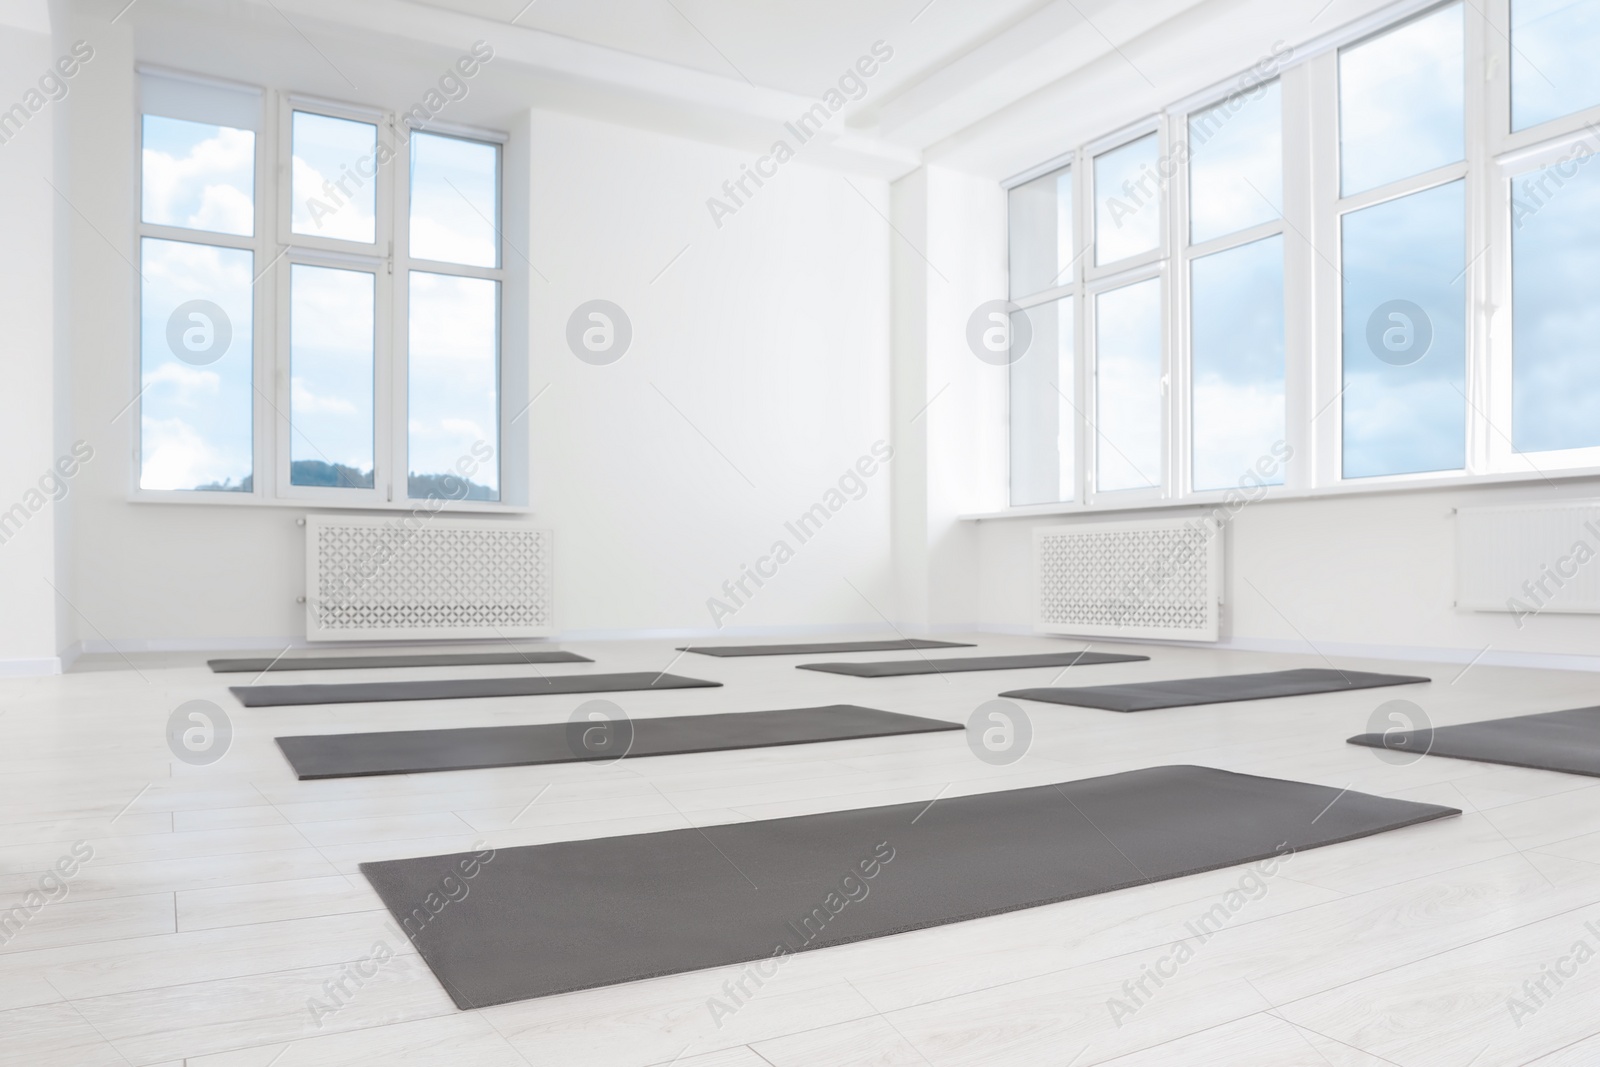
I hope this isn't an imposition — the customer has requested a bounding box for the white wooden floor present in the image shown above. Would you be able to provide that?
[5,634,1600,1066]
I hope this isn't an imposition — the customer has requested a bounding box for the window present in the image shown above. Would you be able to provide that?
[1009,167,1073,298]
[1340,181,1467,478]
[1008,164,1077,506]
[139,238,255,491]
[135,71,510,506]
[1337,8,1467,479]
[1094,134,1161,265]
[288,264,375,488]
[290,111,377,243]
[1009,299,1074,506]
[137,77,260,493]
[1000,0,1600,515]
[1512,0,1600,131]
[1191,236,1285,490]
[1188,80,1282,245]
[1094,278,1163,493]
[1511,154,1600,454]
[1338,3,1464,196]
[1185,77,1286,493]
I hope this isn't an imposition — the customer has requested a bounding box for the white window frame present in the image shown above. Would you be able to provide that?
[1085,265,1169,507]
[1007,154,1081,508]
[1083,118,1171,507]
[1084,118,1169,283]
[1320,0,1480,487]
[981,0,1600,522]
[1173,75,1293,502]
[131,71,524,512]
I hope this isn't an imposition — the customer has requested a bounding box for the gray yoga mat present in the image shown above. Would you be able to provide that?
[1004,668,1429,712]
[361,765,1457,1008]
[678,639,974,657]
[1348,705,1600,777]
[797,650,1148,678]
[231,672,721,708]
[277,705,961,779]
[209,651,592,673]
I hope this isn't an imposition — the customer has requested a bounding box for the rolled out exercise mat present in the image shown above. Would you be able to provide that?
[1348,705,1600,777]
[231,673,721,708]
[798,650,1149,678]
[209,651,593,673]
[1004,668,1430,713]
[362,765,1458,1008]
[677,639,975,657]
[278,705,962,779]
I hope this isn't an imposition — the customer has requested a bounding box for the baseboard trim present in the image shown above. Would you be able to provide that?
[0,657,64,677]
[70,623,916,657]
[976,625,1600,674]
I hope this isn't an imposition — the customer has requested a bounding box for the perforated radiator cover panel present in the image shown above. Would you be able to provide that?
[306,517,552,642]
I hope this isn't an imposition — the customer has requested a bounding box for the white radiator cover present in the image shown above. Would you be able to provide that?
[305,516,553,642]
[1034,516,1222,642]
[1455,502,1600,615]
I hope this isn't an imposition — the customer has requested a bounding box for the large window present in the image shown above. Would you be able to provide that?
[135,71,508,506]
[1002,0,1600,513]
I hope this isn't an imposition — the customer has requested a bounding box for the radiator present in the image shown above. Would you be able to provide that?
[1455,502,1600,615]
[305,516,553,641]
[1034,516,1222,642]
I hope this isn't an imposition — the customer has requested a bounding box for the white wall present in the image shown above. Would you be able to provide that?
[525,109,895,638]
[0,8,64,672]
[890,165,1007,632]
[49,6,894,651]
[975,479,1600,668]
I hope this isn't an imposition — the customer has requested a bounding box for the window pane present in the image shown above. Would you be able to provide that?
[1341,180,1466,478]
[1191,236,1286,491]
[410,132,499,268]
[290,265,375,488]
[1189,81,1282,244]
[1009,299,1074,505]
[1095,278,1162,492]
[1095,134,1161,265]
[409,272,499,500]
[1009,167,1073,298]
[291,111,377,243]
[1512,156,1600,452]
[1339,4,1464,196]
[139,238,254,491]
[1513,0,1600,131]
[141,115,254,237]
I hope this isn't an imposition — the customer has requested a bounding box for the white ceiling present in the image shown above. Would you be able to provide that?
[129,0,1407,182]
[406,0,1054,99]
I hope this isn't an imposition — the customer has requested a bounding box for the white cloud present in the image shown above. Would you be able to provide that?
[291,155,375,242]
[143,362,222,405]
[291,378,358,416]
[140,416,245,490]
[142,126,255,237]
[1192,379,1285,490]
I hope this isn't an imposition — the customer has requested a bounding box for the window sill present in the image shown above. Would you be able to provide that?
[959,464,1600,522]
[128,491,533,516]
